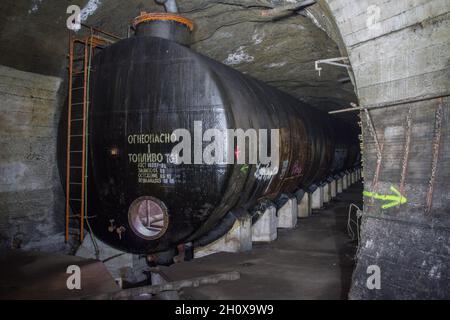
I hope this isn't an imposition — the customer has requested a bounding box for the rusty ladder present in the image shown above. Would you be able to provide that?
[65,27,121,243]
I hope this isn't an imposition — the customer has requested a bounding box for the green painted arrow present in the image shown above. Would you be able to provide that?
[240,164,249,173]
[363,186,407,209]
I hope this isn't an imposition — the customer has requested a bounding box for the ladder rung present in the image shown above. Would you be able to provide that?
[70,182,82,185]
[71,118,84,122]
[70,215,96,219]
[70,166,82,169]
[71,102,84,106]
[69,198,82,201]
[70,134,89,138]
[70,150,83,153]
[72,87,84,91]
[71,68,95,74]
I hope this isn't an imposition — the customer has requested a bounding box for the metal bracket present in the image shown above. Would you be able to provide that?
[315,57,351,77]
[426,100,443,214]
[399,107,412,198]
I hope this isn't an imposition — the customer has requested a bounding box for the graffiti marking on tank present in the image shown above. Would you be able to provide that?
[292,161,302,176]
[254,162,279,181]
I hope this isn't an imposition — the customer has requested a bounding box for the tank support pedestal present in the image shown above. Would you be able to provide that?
[76,233,149,286]
[194,213,252,259]
[252,205,277,242]
[323,183,331,203]
[330,180,337,199]
[343,174,348,190]
[277,196,298,229]
[337,178,343,193]
[311,187,324,210]
[296,191,311,218]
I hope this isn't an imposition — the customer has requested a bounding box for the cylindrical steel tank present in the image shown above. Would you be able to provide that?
[60,13,359,256]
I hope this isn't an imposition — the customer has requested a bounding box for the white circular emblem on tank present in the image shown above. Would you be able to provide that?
[128,196,169,240]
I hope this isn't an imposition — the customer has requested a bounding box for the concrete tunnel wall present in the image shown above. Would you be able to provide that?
[321,0,450,299]
[0,65,66,251]
[0,0,449,299]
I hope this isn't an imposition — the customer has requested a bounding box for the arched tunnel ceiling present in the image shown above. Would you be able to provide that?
[0,0,358,122]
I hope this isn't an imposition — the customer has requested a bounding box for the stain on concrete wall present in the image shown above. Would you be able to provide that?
[0,65,66,251]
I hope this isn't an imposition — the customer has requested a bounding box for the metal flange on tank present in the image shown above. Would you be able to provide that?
[132,11,194,46]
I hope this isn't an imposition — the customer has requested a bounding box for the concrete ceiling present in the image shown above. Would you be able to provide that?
[0,0,358,122]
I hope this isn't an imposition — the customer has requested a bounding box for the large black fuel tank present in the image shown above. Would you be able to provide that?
[62,16,359,255]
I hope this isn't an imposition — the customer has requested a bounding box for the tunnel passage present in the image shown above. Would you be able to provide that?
[2,0,362,294]
[1,0,448,300]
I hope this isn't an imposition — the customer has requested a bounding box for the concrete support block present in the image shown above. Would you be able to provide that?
[337,178,343,194]
[76,232,133,281]
[330,180,337,199]
[252,205,277,242]
[343,174,348,190]
[277,196,298,228]
[296,191,311,218]
[194,213,252,259]
[150,273,179,300]
[311,187,323,210]
[323,183,330,203]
